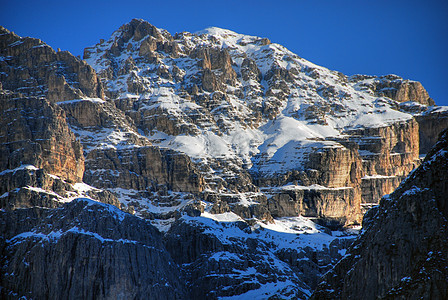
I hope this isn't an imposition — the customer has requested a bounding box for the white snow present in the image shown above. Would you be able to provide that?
[219,280,308,300]
[6,226,143,246]
[0,164,39,176]
[362,175,398,180]
[187,213,357,252]
[82,22,423,179]
[56,97,105,104]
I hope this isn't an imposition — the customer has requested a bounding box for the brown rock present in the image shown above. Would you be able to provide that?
[84,147,205,193]
[264,186,357,227]
[0,92,84,183]
[415,108,448,154]
[0,27,104,102]
[350,74,434,106]
[312,128,448,300]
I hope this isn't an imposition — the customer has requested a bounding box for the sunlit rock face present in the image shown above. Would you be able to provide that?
[312,128,448,300]
[82,18,446,225]
[0,26,104,102]
[349,74,434,106]
[1,19,448,299]
[0,92,84,184]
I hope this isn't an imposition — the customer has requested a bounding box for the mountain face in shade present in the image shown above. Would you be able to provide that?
[0,199,188,299]
[1,19,448,299]
[311,128,448,299]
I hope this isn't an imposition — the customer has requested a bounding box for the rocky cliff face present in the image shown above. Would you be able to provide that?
[0,26,104,103]
[312,128,448,300]
[415,106,448,154]
[1,19,448,299]
[79,19,448,226]
[0,199,187,299]
[58,98,205,195]
[164,212,356,299]
[0,91,84,184]
[0,90,123,211]
[350,74,434,106]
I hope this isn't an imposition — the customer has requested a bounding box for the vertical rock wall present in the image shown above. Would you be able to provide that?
[312,129,448,300]
[0,92,84,183]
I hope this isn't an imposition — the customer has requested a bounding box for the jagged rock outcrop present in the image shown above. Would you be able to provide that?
[165,213,356,299]
[415,107,448,154]
[68,18,446,225]
[350,74,434,106]
[0,26,104,102]
[263,185,357,228]
[0,199,188,299]
[312,128,448,300]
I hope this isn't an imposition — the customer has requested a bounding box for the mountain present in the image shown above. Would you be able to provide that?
[1,19,448,299]
[311,128,448,299]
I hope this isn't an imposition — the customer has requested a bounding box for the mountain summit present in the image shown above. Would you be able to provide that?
[79,18,447,225]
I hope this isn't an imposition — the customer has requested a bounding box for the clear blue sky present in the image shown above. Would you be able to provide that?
[2,0,448,106]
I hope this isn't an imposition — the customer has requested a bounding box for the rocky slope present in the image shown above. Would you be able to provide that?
[81,19,447,223]
[311,128,448,300]
[0,199,187,299]
[0,26,103,102]
[1,18,448,299]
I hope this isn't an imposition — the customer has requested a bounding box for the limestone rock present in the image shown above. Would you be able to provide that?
[350,74,434,106]
[4,19,448,299]
[263,186,357,228]
[0,92,84,183]
[415,107,448,154]
[84,147,205,193]
[164,215,354,299]
[0,26,104,102]
[346,119,421,205]
[0,199,188,299]
[241,57,262,82]
[312,128,448,300]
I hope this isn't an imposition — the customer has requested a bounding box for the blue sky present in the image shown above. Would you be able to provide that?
[2,0,447,105]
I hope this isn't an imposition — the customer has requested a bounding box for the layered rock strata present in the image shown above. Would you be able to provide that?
[312,128,448,299]
[3,19,447,226]
[349,74,434,106]
[347,118,421,205]
[0,26,104,102]
[0,91,84,183]
[0,199,187,299]
[263,186,357,228]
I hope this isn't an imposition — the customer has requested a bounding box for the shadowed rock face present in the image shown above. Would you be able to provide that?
[164,215,355,299]
[311,128,448,300]
[416,108,448,154]
[0,199,188,300]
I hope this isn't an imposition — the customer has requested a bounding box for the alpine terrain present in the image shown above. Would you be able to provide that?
[1,19,447,299]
